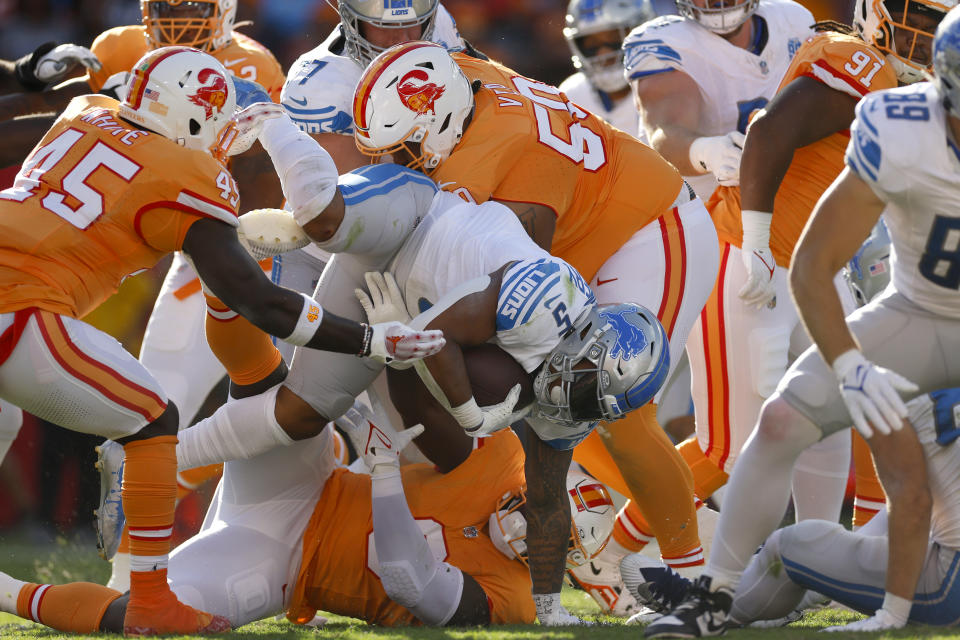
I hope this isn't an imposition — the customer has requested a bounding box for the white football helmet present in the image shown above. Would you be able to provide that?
[853,0,955,82]
[489,471,616,570]
[933,4,960,116]
[141,0,237,52]
[676,0,758,34]
[353,41,474,174]
[534,303,670,427]
[337,0,439,67]
[119,46,238,160]
[564,0,655,93]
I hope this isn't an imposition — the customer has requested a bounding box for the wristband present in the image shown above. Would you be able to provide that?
[358,323,373,358]
[282,293,324,346]
[741,209,772,250]
[449,397,483,430]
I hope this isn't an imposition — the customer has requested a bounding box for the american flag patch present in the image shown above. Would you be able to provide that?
[144,87,160,101]
[868,262,886,276]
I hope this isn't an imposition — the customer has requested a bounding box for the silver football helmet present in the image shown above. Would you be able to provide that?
[676,0,759,34]
[564,0,655,93]
[844,219,892,307]
[933,4,960,116]
[336,0,439,67]
[534,303,669,427]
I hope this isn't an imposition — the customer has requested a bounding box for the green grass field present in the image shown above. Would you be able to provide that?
[2,533,960,640]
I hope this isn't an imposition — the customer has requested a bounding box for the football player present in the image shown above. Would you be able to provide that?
[731,390,960,631]
[558,0,655,142]
[623,0,814,200]
[0,415,618,631]
[0,47,440,636]
[670,0,951,542]
[353,41,721,617]
[648,5,960,636]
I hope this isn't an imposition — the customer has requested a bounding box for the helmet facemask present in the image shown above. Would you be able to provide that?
[564,0,654,93]
[675,0,760,34]
[855,0,952,82]
[338,0,440,67]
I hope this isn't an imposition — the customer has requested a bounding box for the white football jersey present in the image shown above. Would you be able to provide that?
[846,83,960,318]
[558,71,643,142]
[281,4,464,135]
[622,0,813,197]
[909,389,960,551]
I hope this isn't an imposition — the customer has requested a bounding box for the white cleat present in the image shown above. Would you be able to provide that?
[627,605,665,625]
[94,440,125,560]
[567,552,640,617]
[620,553,694,614]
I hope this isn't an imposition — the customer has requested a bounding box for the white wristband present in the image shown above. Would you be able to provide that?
[449,397,483,430]
[282,293,324,346]
[740,209,772,250]
[831,348,863,379]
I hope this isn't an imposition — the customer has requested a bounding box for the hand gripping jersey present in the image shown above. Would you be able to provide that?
[286,430,536,626]
[622,0,814,196]
[434,54,683,282]
[711,31,898,267]
[86,25,285,101]
[845,83,960,318]
[282,5,465,135]
[391,192,596,373]
[0,95,238,319]
[558,71,641,138]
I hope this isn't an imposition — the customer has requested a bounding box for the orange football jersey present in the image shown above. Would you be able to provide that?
[0,95,240,318]
[710,31,898,267]
[432,54,682,281]
[287,430,536,627]
[87,26,284,102]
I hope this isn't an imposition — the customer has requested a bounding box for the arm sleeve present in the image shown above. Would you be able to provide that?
[844,95,893,198]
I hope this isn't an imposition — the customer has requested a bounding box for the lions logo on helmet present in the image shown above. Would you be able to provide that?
[598,305,650,361]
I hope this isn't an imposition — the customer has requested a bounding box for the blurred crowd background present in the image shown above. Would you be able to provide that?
[0,0,851,541]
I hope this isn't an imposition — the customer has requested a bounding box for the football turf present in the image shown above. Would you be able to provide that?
[2,535,959,639]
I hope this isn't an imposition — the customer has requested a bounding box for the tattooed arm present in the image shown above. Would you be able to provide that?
[523,423,574,621]
[493,200,557,251]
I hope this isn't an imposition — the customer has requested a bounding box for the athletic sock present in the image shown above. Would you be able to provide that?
[15,581,120,633]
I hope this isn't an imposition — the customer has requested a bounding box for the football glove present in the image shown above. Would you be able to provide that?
[823,608,906,632]
[451,384,522,437]
[367,322,445,365]
[833,349,919,438]
[356,271,412,325]
[334,401,423,476]
[689,131,745,186]
[99,71,130,102]
[738,210,777,309]
[227,102,285,157]
[232,76,272,109]
[16,42,101,89]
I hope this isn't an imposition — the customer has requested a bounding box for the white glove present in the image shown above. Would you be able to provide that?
[533,593,594,626]
[334,401,423,476]
[356,271,412,325]
[367,321,445,364]
[450,384,522,437]
[833,349,919,438]
[689,131,745,185]
[100,71,130,102]
[35,44,102,83]
[227,102,285,157]
[822,608,906,632]
[738,209,777,309]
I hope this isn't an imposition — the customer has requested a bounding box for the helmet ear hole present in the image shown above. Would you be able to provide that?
[437,113,452,135]
[189,119,202,135]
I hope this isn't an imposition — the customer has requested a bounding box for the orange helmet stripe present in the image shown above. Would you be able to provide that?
[353,41,441,133]
[127,46,196,110]
[569,482,614,512]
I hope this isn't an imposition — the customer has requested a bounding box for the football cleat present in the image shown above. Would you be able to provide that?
[94,440,125,560]
[621,553,693,613]
[643,575,733,638]
[567,553,640,617]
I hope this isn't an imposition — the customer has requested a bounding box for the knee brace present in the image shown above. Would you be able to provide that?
[380,559,464,626]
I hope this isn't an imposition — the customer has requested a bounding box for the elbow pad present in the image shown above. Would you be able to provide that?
[259,115,338,225]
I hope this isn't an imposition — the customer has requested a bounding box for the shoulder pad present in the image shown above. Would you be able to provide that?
[623,18,692,79]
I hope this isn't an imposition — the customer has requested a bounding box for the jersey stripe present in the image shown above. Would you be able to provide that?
[340,165,437,205]
[703,243,732,470]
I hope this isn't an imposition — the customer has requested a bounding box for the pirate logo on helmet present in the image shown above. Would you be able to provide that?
[396,69,445,115]
[188,68,229,119]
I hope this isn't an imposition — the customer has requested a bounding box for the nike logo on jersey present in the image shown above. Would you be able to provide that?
[597,277,618,286]
[221,58,247,68]
[287,96,309,107]
[589,562,602,576]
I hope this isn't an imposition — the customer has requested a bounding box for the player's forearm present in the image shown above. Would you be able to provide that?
[789,253,856,365]
[648,123,702,176]
[423,341,474,408]
[523,433,573,594]
[739,110,796,212]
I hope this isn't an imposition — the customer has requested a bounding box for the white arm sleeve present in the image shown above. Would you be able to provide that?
[313,164,438,257]
[258,114,338,226]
